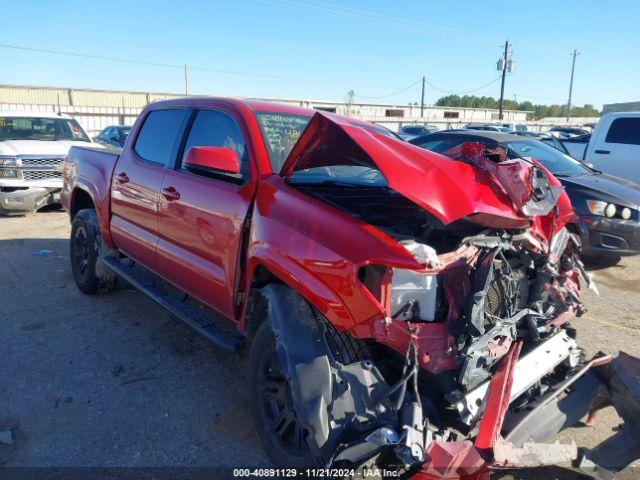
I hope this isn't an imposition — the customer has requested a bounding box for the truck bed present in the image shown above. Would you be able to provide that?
[61,145,120,222]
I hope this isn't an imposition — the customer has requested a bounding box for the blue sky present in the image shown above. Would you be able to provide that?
[1,0,638,109]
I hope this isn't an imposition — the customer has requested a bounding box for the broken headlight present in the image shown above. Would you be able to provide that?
[390,268,437,321]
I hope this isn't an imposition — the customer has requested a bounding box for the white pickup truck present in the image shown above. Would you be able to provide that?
[0,111,94,215]
[562,112,640,184]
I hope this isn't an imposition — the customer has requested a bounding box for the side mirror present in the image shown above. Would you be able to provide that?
[183,146,240,175]
[109,132,120,141]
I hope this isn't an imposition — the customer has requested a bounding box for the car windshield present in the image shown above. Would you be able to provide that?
[505,140,590,176]
[0,116,89,142]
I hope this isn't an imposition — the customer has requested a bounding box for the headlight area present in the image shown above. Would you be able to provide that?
[0,156,18,167]
[586,199,636,221]
[0,156,19,178]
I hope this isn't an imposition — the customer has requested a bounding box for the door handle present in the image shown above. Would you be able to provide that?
[162,186,181,201]
[594,150,610,154]
[115,172,129,184]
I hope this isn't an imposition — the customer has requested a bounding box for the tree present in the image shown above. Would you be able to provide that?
[434,95,600,120]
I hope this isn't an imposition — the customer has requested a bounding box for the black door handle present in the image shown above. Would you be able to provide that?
[594,150,610,154]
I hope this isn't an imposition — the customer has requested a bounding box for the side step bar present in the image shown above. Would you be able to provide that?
[103,256,244,353]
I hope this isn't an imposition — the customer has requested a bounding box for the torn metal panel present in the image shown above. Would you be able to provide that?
[456,330,578,426]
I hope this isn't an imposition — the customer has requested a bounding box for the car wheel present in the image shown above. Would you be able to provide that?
[70,208,117,295]
[249,320,317,468]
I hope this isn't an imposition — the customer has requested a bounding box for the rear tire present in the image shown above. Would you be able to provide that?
[70,209,117,294]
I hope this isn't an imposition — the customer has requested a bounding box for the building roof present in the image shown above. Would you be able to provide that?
[0,110,73,119]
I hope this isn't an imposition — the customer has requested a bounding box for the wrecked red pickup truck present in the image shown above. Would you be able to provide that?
[62,98,640,478]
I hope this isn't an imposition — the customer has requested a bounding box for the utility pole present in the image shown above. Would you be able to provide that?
[346,90,354,117]
[420,76,425,118]
[498,40,510,120]
[566,49,579,122]
[184,64,189,96]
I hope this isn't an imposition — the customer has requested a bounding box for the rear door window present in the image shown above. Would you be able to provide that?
[134,109,189,165]
[605,118,640,145]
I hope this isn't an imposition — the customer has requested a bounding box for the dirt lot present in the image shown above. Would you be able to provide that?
[1,208,639,474]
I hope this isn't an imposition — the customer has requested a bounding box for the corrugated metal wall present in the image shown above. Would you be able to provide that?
[0,84,529,135]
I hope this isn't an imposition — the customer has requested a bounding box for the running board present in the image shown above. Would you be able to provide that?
[102,256,244,352]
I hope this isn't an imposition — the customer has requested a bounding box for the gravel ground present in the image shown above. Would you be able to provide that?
[1,208,639,476]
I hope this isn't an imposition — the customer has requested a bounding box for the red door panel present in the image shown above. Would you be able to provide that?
[110,154,164,268]
[109,108,190,270]
[156,172,253,318]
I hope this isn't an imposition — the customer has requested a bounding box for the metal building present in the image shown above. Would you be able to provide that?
[0,83,528,135]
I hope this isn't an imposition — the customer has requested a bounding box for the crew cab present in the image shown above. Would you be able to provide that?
[62,98,640,478]
[0,110,93,214]
[560,112,640,184]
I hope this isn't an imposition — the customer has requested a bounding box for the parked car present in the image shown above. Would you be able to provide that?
[0,110,94,215]
[559,133,592,159]
[62,97,639,475]
[463,123,509,132]
[500,123,528,133]
[549,126,590,137]
[94,125,132,148]
[410,130,640,259]
[553,113,640,184]
[398,124,438,140]
[513,131,544,138]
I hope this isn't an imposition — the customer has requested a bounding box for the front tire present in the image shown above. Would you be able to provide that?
[249,320,316,468]
[70,209,117,294]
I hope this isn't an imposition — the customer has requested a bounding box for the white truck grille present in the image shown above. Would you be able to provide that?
[21,157,64,168]
[23,170,62,181]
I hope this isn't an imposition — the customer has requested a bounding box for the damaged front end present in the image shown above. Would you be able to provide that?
[259,113,640,478]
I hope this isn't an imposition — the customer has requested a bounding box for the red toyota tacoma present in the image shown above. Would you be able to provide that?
[62,97,640,478]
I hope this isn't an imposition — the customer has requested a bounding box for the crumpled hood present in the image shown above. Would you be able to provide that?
[0,139,93,156]
[280,112,571,228]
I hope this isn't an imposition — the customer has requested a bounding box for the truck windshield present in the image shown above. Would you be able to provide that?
[0,116,89,142]
[256,112,401,174]
[255,112,311,172]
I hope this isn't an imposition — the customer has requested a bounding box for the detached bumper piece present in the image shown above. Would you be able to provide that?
[415,350,640,480]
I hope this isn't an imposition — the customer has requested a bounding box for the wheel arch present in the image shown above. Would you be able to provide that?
[69,180,115,249]
[239,253,354,339]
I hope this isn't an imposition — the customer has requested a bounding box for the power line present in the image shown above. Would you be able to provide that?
[0,43,181,69]
[424,76,502,95]
[0,42,399,90]
[353,79,422,99]
[254,0,496,42]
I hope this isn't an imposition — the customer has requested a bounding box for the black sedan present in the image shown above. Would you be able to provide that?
[410,131,640,260]
[94,125,132,148]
